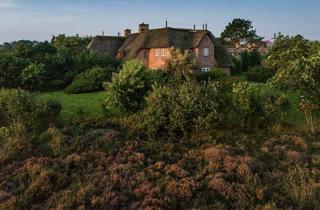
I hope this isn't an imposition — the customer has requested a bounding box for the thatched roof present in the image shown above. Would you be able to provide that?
[87,36,126,57]
[88,28,232,67]
[119,27,232,67]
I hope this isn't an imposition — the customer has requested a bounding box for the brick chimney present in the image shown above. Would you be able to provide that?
[124,28,131,37]
[139,22,149,33]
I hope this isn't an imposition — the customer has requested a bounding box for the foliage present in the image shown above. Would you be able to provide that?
[267,36,320,132]
[21,63,46,91]
[245,66,273,83]
[0,38,120,92]
[265,34,314,73]
[165,47,197,80]
[220,18,264,47]
[0,88,61,163]
[231,56,242,74]
[230,82,289,130]
[0,119,319,209]
[269,54,320,99]
[125,81,229,141]
[105,60,162,113]
[239,49,262,72]
[193,68,228,82]
[51,34,91,54]
[240,50,250,72]
[65,67,116,94]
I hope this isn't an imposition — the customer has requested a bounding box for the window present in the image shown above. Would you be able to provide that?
[202,67,210,72]
[203,48,209,57]
[161,49,166,57]
[155,49,160,57]
[144,50,148,58]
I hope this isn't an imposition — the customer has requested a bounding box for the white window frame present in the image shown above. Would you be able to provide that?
[161,48,166,57]
[155,49,160,57]
[203,48,209,57]
[202,67,210,72]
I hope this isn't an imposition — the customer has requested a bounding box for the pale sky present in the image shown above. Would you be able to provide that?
[1,0,320,43]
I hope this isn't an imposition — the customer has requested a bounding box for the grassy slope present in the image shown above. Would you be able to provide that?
[39,91,110,119]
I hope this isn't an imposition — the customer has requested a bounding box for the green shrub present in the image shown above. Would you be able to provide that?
[125,81,229,140]
[45,79,67,91]
[21,63,46,91]
[193,68,228,82]
[105,59,160,113]
[245,66,273,83]
[0,88,61,162]
[65,67,116,94]
[231,56,242,74]
[231,82,289,130]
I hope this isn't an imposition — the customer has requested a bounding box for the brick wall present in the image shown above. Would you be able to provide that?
[193,35,215,70]
[147,48,170,69]
[134,35,215,71]
[136,49,150,67]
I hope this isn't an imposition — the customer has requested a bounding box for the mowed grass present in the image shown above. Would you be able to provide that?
[39,91,112,119]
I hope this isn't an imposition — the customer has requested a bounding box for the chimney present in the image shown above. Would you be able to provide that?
[124,28,131,37]
[205,24,207,30]
[193,24,196,30]
[202,24,204,30]
[139,22,149,33]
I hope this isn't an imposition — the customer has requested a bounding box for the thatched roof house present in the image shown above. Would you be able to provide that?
[88,24,232,71]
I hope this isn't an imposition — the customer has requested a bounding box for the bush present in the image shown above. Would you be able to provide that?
[45,79,67,91]
[65,67,116,94]
[231,82,289,130]
[231,56,242,74]
[245,66,273,83]
[125,81,229,140]
[21,63,46,91]
[105,59,160,113]
[193,68,228,82]
[0,88,61,162]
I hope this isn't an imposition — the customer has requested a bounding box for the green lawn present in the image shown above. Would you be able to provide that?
[39,91,112,119]
[39,86,317,131]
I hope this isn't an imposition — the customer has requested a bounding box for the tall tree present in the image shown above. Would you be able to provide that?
[267,35,320,133]
[220,18,263,47]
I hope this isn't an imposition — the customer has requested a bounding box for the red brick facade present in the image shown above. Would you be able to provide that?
[135,35,215,71]
[192,35,215,70]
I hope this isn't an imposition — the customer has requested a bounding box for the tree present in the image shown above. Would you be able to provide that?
[268,48,320,133]
[248,49,262,67]
[105,60,159,113]
[165,47,197,81]
[265,34,313,73]
[240,51,249,72]
[220,18,264,47]
[21,63,46,91]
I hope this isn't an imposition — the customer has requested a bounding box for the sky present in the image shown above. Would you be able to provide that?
[0,0,320,43]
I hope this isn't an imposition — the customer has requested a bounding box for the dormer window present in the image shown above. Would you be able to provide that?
[155,49,160,57]
[203,48,209,57]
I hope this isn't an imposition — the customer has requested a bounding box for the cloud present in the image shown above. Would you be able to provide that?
[0,0,15,8]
